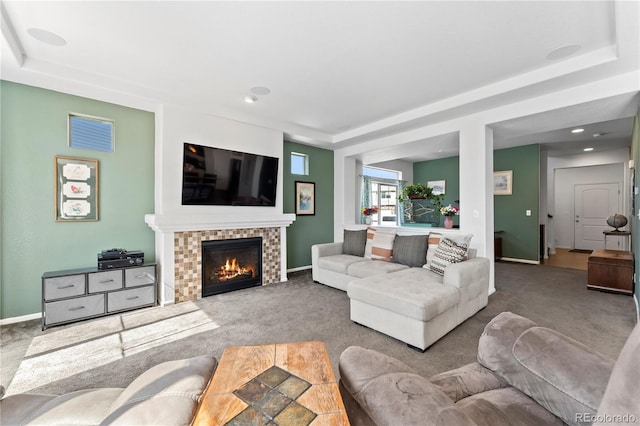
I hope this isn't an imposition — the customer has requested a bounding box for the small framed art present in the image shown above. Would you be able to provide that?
[427,180,446,195]
[295,181,315,215]
[494,170,513,195]
[55,156,99,221]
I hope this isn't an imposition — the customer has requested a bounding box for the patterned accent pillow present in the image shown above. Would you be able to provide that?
[429,238,469,276]
[364,227,377,259]
[364,227,396,262]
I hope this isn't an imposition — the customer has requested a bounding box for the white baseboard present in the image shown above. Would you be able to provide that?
[499,257,540,265]
[0,312,41,326]
[634,295,639,324]
[287,265,311,273]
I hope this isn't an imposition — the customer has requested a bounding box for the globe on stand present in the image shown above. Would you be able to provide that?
[606,213,628,232]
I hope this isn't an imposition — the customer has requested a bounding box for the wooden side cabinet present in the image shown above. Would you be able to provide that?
[587,250,633,295]
[42,264,157,330]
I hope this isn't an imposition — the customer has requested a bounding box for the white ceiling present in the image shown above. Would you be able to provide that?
[2,1,639,163]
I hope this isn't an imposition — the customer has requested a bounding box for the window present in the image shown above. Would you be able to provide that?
[291,152,309,175]
[68,114,114,152]
[363,166,401,227]
[363,166,400,180]
[371,182,399,227]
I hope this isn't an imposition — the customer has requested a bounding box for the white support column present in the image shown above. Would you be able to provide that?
[280,226,288,282]
[156,230,175,305]
[459,121,495,294]
[334,153,358,241]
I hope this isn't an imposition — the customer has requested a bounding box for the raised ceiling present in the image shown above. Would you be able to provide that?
[2,1,639,160]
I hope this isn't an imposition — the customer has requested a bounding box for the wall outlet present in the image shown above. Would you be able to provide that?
[526,210,532,216]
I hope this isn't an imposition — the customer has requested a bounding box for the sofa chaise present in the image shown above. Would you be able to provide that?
[338,311,640,426]
[312,227,490,350]
[0,356,217,425]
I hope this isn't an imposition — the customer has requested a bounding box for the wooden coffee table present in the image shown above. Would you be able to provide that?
[193,341,350,426]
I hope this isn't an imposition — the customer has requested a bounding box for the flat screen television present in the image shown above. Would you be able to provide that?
[182,143,279,206]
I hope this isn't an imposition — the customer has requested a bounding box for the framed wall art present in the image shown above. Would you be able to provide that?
[427,179,446,195]
[295,181,315,215]
[493,170,513,195]
[55,156,99,221]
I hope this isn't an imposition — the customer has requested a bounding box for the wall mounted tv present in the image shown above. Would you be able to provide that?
[182,143,279,206]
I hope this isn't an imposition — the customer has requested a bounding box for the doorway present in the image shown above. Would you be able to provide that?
[574,183,620,251]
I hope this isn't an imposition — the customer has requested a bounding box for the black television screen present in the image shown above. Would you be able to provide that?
[182,143,279,206]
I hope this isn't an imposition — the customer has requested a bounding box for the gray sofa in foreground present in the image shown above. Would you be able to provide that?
[339,311,640,426]
[0,356,217,425]
[312,228,490,350]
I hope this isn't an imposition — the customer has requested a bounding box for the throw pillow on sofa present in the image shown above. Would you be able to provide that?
[343,229,367,256]
[429,237,469,275]
[424,232,473,269]
[424,232,444,268]
[392,235,429,267]
[364,227,396,262]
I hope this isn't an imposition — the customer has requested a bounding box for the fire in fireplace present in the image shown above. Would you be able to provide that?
[202,237,262,296]
[216,257,256,282]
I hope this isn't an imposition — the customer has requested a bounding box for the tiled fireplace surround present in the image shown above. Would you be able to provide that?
[145,214,296,305]
[174,228,280,302]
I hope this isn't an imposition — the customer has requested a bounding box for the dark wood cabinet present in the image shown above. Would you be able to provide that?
[494,237,502,260]
[587,250,633,295]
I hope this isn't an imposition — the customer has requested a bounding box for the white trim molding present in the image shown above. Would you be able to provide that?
[499,257,540,265]
[0,312,40,326]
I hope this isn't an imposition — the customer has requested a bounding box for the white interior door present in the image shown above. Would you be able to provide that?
[574,183,620,251]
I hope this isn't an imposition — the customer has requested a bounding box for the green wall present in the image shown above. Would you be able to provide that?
[631,110,639,310]
[283,141,334,268]
[412,144,540,261]
[0,81,155,319]
[494,144,540,261]
[413,156,460,227]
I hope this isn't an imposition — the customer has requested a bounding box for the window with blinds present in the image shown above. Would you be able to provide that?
[68,114,114,152]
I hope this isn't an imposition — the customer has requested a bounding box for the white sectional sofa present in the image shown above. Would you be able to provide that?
[312,227,490,351]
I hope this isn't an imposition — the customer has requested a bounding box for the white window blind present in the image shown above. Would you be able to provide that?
[69,114,114,152]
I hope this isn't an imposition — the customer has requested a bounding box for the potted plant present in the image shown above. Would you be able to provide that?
[398,183,433,202]
[440,204,459,228]
[361,206,379,225]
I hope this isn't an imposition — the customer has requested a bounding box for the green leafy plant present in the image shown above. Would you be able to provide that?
[399,183,447,223]
[398,184,433,202]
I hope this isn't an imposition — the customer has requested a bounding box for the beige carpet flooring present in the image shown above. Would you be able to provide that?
[1,261,637,397]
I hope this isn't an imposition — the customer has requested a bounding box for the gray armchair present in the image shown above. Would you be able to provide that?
[339,311,639,426]
[0,356,216,425]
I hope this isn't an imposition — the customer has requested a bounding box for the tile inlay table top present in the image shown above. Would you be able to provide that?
[193,341,350,426]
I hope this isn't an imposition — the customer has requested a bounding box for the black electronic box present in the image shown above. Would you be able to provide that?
[98,249,144,270]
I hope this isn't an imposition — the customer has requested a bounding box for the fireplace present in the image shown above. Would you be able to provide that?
[202,237,262,297]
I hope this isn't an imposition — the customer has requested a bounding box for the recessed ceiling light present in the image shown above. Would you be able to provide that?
[27,28,66,46]
[571,128,585,134]
[250,86,271,96]
[244,95,258,103]
[546,44,581,60]
[584,147,594,152]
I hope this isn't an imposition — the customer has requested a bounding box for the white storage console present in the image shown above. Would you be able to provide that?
[42,264,156,330]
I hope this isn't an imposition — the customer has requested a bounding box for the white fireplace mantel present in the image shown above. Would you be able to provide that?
[144,213,296,232]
